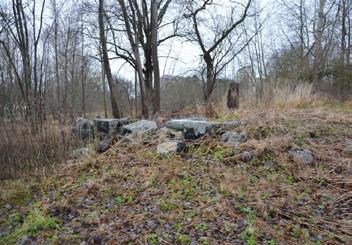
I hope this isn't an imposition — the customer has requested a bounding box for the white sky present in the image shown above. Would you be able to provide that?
[0,0,279,82]
[110,0,275,81]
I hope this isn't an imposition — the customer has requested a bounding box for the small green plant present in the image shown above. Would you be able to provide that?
[213,146,233,161]
[287,175,296,184]
[173,223,182,232]
[6,212,23,226]
[260,192,270,201]
[240,207,253,215]
[149,175,159,186]
[238,187,247,200]
[264,239,276,245]
[224,224,235,233]
[114,195,124,205]
[159,202,175,212]
[114,194,134,205]
[214,149,223,161]
[147,233,159,245]
[125,194,134,204]
[239,207,257,245]
[239,227,257,245]
[176,234,191,245]
[168,175,198,201]
[4,182,33,206]
[25,209,58,236]
[219,186,232,197]
[199,236,209,245]
[292,225,309,240]
[184,211,195,219]
[293,133,306,146]
[189,145,211,156]
[312,241,322,245]
[195,222,208,232]
[249,175,259,184]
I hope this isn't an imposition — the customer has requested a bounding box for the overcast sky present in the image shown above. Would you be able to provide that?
[0,0,280,81]
[108,0,276,81]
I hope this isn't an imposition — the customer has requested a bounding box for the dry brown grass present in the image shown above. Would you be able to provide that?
[0,120,81,180]
[189,83,351,121]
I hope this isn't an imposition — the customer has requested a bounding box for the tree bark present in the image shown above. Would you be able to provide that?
[227,82,239,109]
[347,0,351,64]
[341,0,347,63]
[81,13,86,118]
[119,0,148,118]
[98,0,120,118]
[151,0,160,115]
[312,0,326,90]
[204,53,215,102]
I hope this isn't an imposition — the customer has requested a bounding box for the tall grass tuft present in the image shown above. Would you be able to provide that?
[192,82,320,119]
[0,120,80,180]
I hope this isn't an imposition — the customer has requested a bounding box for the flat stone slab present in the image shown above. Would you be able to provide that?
[123,120,157,134]
[222,131,247,145]
[157,141,186,155]
[166,119,240,131]
[166,119,211,131]
[216,121,241,130]
[184,126,207,139]
[288,149,314,164]
[74,117,94,140]
[158,127,183,140]
[165,118,241,140]
[94,118,130,135]
[96,138,114,153]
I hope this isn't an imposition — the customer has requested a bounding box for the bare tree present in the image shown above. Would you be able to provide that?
[98,0,121,118]
[184,0,253,102]
[312,0,326,88]
[0,0,33,119]
[340,0,349,64]
[114,0,176,117]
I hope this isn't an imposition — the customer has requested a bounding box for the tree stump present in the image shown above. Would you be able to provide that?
[227,82,239,109]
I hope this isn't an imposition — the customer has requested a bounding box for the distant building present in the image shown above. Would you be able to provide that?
[161,75,175,82]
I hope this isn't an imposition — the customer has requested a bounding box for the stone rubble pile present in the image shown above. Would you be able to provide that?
[72,117,244,154]
[71,117,315,164]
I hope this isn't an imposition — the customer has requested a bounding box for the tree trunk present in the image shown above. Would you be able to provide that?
[81,14,86,118]
[341,0,347,63]
[101,58,107,118]
[118,0,148,118]
[144,55,153,114]
[204,53,215,102]
[347,0,351,64]
[98,0,120,118]
[227,82,240,109]
[312,0,326,90]
[53,0,60,115]
[151,0,160,115]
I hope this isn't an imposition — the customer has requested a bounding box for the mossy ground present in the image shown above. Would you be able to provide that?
[0,105,351,244]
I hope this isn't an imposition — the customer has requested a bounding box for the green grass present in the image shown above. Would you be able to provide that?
[0,181,33,206]
[147,233,159,244]
[195,222,208,232]
[176,234,191,245]
[0,207,60,244]
[159,202,175,212]
[114,193,135,205]
[239,207,257,245]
